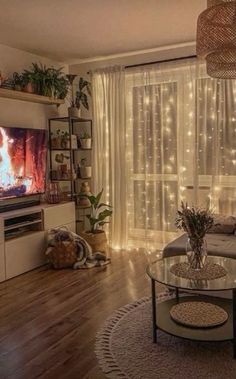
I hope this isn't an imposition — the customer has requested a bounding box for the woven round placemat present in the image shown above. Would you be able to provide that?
[170,301,228,328]
[170,262,227,280]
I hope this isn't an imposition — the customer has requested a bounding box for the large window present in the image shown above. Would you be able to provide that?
[126,63,236,246]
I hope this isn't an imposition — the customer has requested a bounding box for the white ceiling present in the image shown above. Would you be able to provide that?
[0,0,206,63]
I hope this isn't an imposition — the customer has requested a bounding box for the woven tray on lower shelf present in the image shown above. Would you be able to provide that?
[170,301,228,328]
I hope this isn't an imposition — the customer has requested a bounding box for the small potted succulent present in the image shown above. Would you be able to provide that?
[60,130,70,149]
[80,189,112,256]
[79,132,92,149]
[79,158,92,179]
[51,129,62,149]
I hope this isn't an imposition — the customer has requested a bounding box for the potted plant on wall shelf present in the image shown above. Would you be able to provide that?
[79,132,92,149]
[13,63,69,98]
[22,71,34,93]
[67,75,91,118]
[80,189,112,256]
[13,72,24,91]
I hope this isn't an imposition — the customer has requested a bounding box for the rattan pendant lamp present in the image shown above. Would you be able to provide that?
[197,0,236,79]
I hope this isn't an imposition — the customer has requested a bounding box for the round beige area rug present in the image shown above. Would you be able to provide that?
[95,293,236,379]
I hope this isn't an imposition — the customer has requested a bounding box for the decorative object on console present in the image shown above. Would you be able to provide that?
[45,182,62,204]
[175,202,214,270]
[79,132,92,149]
[197,0,236,78]
[80,189,112,256]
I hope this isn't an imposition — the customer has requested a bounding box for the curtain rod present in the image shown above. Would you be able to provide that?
[87,55,197,74]
[125,54,197,69]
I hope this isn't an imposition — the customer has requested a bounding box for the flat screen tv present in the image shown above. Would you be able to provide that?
[0,126,47,200]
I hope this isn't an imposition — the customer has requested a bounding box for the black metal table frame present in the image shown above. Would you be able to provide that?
[151,278,236,359]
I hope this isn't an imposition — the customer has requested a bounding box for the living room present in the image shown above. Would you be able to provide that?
[0,1,236,378]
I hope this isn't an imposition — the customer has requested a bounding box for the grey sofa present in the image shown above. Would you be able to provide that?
[163,233,236,260]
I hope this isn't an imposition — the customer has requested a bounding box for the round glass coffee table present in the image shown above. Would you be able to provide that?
[146,255,236,358]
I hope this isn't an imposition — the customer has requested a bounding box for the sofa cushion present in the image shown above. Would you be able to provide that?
[163,233,236,260]
[208,214,236,234]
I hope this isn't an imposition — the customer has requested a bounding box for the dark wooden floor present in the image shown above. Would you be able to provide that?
[0,249,164,379]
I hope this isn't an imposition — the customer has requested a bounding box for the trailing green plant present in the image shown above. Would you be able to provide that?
[85,189,112,233]
[74,77,91,110]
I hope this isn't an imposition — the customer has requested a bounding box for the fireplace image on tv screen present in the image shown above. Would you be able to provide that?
[0,126,47,200]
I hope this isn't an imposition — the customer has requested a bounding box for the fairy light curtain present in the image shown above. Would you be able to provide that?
[92,59,236,250]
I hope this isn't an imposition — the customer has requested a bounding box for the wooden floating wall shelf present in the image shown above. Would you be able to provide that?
[0,87,64,105]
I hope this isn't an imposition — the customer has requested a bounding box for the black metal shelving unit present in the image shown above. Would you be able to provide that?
[48,116,93,202]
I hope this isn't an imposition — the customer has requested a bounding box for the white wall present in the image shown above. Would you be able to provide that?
[0,44,68,129]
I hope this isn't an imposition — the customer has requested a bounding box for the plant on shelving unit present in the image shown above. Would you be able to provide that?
[67,75,91,117]
[79,158,92,179]
[80,189,112,256]
[79,131,92,149]
[60,130,70,149]
[75,77,91,110]
[51,129,61,149]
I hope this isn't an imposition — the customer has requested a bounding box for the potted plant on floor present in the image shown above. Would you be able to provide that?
[80,189,112,255]
[79,132,92,149]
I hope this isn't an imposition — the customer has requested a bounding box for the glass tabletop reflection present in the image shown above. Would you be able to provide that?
[146,255,236,292]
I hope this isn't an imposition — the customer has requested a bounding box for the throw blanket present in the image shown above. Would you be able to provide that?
[46,228,111,269]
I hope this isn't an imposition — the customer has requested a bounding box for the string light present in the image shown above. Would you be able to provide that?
[124,73,236,251]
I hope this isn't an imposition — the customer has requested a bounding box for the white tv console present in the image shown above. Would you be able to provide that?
[0,201,76,282]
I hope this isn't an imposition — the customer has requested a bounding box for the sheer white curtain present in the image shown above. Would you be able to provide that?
[91,66,127,249]
[92,59,236,251]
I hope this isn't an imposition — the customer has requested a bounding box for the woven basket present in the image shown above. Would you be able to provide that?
[48,241,77,269]
[80,230,108,256]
